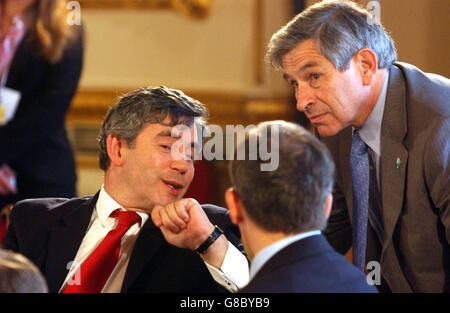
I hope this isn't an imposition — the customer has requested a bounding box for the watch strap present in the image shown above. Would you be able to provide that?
[195,225,224,254]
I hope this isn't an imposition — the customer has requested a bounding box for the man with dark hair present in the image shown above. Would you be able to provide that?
[2,86,249,293]
[267,0,449,292]
[226,120,376,292]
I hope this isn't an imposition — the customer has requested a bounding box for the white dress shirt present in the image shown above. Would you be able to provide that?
[59,186,249,292]
[357,71,389,189]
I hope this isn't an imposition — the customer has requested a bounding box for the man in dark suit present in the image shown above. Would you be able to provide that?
[266,1,449,292]
[226,121,376,293]
[2,86,249,293]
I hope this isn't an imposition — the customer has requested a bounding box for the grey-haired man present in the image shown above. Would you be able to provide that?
[267,0,449,292]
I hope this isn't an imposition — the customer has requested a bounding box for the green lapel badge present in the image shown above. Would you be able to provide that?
[396,157,401,169]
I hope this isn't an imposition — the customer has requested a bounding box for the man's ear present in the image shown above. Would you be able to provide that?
[225,188,245,225]
[106,134,127,167]
[324,193,333,220]
[354,48,378,86]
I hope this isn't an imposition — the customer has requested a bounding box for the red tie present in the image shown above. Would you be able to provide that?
[62,209,141,293]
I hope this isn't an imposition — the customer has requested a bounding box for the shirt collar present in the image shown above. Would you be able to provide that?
[96,185,148,228]
[249,230,321,281]
[356,71,389,155]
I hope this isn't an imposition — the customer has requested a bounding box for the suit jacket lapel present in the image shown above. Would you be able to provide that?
[45,193,99,293]
[380,65,408,252]
[378,65,412,291]
[121,218,165,292]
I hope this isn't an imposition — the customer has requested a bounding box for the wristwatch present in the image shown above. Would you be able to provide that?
[195,225,224,254]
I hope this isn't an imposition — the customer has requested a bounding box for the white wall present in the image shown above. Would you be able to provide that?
[80,0,257,91]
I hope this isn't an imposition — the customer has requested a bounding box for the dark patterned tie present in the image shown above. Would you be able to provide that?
[350,131,369,271]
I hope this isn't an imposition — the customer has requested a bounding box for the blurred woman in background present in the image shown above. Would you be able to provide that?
[0,0,83,213]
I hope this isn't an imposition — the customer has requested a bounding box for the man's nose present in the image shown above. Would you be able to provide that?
[170,156,190,174]
[295,82,315,112]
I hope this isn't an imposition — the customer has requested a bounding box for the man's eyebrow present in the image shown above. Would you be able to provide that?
[156,129,199,148]
[282,62,319,81]
[299,61,319,72]
[156,130,178,138]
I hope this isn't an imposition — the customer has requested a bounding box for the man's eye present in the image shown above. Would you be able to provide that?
[290,80,299,87]
[160,144,171,150]
[310,73,320,80]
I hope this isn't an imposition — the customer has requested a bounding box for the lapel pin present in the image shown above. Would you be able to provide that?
[396,157,401,169]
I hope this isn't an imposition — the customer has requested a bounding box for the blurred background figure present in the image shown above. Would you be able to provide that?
[0,249,48,292]
[0,0,83,220]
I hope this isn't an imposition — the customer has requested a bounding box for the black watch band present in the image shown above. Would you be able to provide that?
[195,225,224,254]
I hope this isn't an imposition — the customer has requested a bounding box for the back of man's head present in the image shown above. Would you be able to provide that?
[229,121,335,234]
[0,249,48,293]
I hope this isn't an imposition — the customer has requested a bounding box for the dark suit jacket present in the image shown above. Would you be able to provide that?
[1,192,246,293]
[240,235,377,293]
[0,25,83,202]
[322,62,450,292]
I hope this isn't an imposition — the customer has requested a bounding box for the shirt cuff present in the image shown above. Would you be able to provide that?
[204,241,249,292]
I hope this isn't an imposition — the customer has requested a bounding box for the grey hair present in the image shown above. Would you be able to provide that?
[98,86,208,171]
[266,0,397,71]
[0,249,48,293]
[229,121,335,233]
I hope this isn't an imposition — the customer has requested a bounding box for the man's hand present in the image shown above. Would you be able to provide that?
[151,198,229,268]
[151,198,214,250]
[0,164,17,196]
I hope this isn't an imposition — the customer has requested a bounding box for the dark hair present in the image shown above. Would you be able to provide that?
[266,0,397,71]
[229,121,335,233]
[98,86,208,171]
